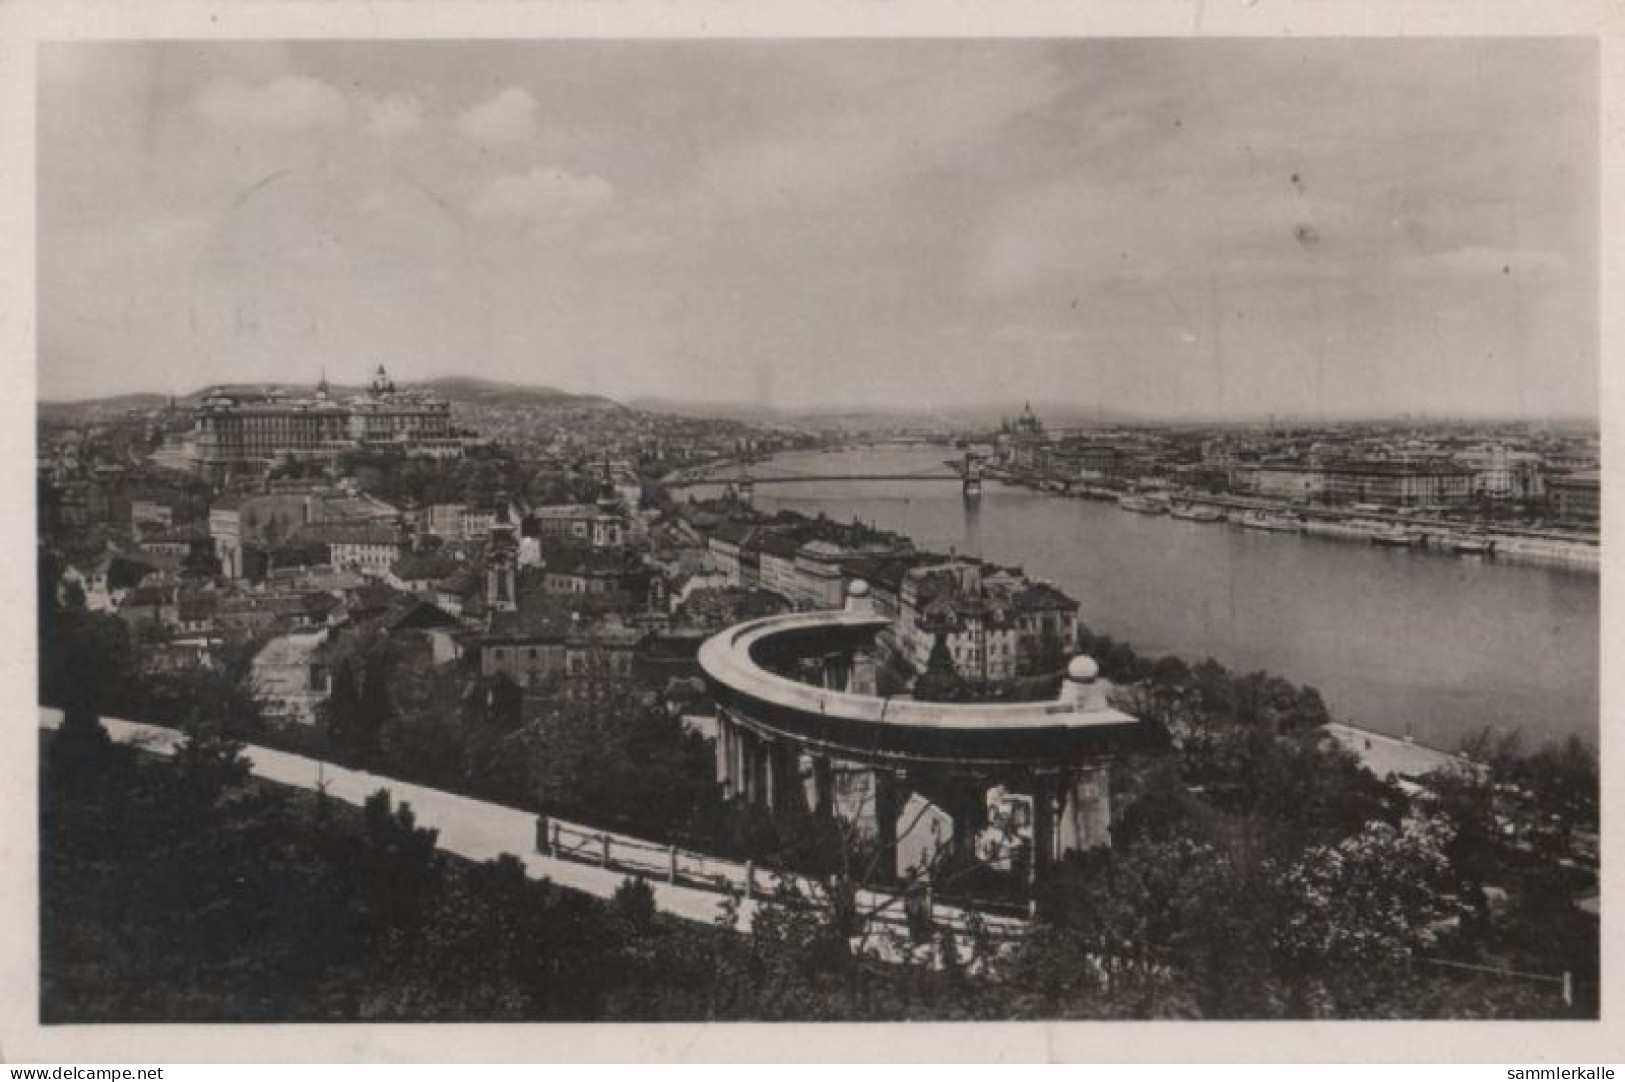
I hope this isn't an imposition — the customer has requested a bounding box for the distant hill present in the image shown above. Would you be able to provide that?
[39,377,628,421]
[625,395,1146,432]
[625,396,821,425]
[411,377,624,411]
[37,381,1155,432]
[38,393,173,419]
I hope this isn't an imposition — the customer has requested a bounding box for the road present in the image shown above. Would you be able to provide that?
[38,707,1028,957]
[39,708,758,931]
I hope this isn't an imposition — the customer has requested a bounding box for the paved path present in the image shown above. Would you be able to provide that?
[1325,721,1479,782]
[40,708,758,931]
[40,708,1028,961]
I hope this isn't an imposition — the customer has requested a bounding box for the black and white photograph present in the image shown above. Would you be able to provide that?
[10,7,1617,1062]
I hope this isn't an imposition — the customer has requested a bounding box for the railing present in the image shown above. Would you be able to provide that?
[537,814,1028,941]
[1419,957,1576,1008]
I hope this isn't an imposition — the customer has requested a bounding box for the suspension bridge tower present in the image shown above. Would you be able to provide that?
[961,450,983,500]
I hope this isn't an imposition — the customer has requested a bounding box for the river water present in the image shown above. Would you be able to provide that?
[718,445,1598,752]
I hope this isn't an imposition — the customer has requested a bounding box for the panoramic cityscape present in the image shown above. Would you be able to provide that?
[34,38,1599,1026]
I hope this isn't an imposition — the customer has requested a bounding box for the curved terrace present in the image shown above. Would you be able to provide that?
[697,608,1147,768]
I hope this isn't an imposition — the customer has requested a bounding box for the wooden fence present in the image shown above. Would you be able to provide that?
[536,814,1027,941]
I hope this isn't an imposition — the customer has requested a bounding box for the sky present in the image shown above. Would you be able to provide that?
[37,39,1598,419]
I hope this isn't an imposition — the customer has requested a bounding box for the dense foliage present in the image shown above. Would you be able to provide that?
[41,718,744,1021]
[339,447,607,509]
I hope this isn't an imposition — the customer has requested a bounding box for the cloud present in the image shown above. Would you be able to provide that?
[468,166,613,228]
[361,94,424,139]
[457,87,538,144]
[193,75,348,129]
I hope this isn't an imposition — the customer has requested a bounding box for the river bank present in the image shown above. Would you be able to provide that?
[730,446,1597,752]
[985,467,1600,574]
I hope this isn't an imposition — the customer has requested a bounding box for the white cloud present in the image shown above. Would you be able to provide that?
[457,87,538,144]
[193,75,348,129]
[361,94,424,139]
[468,166,613,228]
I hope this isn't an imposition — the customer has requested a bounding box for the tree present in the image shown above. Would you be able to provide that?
[1272,817,1460,1017]
[172,716,252,809]
[912,633,967,702]
[1179,723,1405,838]
[1509,735,1598,842]
[41,607,136,718]
[352,790,441,940]
[455,674,528,799]
[1026,622,1067,677]
[320,658,363,762]
[525,683,716,842]
[1420,752,1503,934]
[609,875,657,935]
[355,645,397,767]
[46,701,118,792]
[135,660,265,738]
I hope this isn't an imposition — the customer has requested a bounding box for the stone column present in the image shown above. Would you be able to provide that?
[750,734,767,807]
[768,742,800,814]
[736,729,755,805]
[811,754,834,819]
[848,649,877,696]
[874,768,901,882]
[1059,764,1113,854]
[948,785,988,860]
[760,737,777,811]
[715,713,733,794]
[1030,770,1058,887]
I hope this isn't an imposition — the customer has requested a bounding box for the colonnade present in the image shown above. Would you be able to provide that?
[714,710,795,811]
[713,708,1114,882]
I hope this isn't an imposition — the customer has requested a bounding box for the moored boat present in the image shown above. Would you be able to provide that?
[1240,509,1302,533]
[1118,494,1169,514]
[1170,502,1225,523]
[1302,518,1374,542]
[1445,534,1495,556]
[1368,524,1422,548]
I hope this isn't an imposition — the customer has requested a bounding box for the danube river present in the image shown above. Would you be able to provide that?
[718,445,1599,752]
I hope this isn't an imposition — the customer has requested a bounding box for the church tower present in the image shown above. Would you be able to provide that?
[486,549,517,614]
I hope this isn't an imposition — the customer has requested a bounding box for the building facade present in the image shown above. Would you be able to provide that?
[1320,461,1474,507]
[895,561,1079,686]
[530,504,627,548]
[1254,463,1327,502]
[252,630,331,726]
[193,367,460,481]
[1548,470,1600,522]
